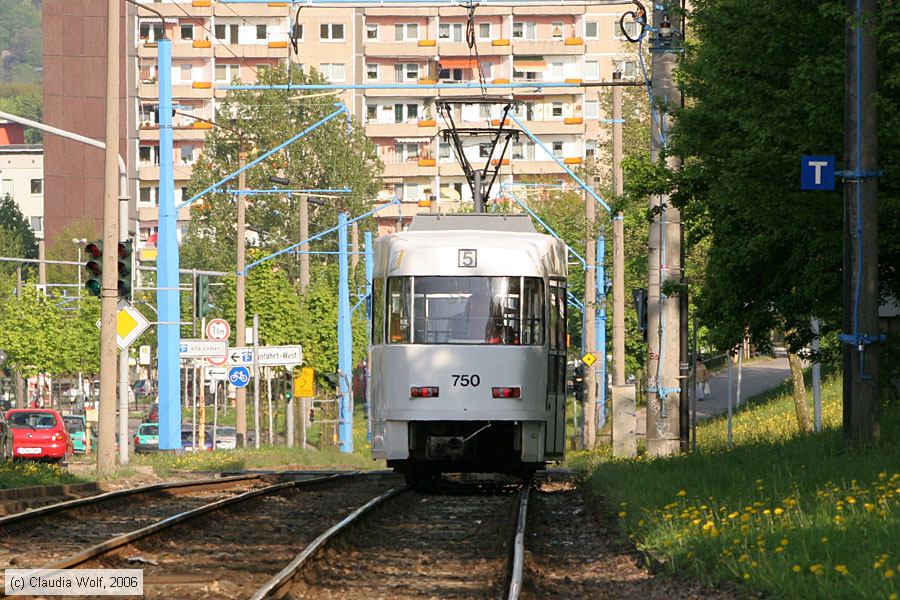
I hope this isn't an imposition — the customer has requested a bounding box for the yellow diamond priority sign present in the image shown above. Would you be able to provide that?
[97,300,151,351]
[581,352,597,367]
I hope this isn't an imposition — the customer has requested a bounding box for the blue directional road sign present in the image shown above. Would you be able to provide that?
[228,366,251,388]
[801,155,835,190]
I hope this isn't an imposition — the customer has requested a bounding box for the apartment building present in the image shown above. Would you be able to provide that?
[132,1,291,248]
[0,121,44,240]
[291,4,640,234]
[44,1,638,248]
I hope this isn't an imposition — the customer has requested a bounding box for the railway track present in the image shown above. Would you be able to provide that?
[248,476,533,600]
[17,472,400,599]
[0,474,273,572]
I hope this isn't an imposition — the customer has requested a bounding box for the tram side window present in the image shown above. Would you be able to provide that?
[387,277,411,343]
[372,278,385,344]
[555,283,567,392]
[521,277,544,345]
[548,284,560,350]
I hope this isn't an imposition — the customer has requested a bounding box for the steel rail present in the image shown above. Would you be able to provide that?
[0,474,264,528]
[40,473,359,571]
[507,484,532,600]
[248,487,406,600]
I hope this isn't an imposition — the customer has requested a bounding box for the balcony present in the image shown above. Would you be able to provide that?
[213,3,288,16]
[138,125,210,142]
[365,122,436,137]
[383,162,436,177]
[213,44,288,59]
[138,43,213,59]
[511,160,566,175]
[137,205,193,224]
[440,41,509,56]
[139,82,216,100]
[363,42,437,58]
[510,40,584,55]
[137,4,209,18]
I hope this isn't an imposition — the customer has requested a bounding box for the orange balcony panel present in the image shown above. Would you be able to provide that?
[192,40,212,48]
[492,39,510,46]
[417,78,437,85]
[564,117,583,125]
[491,78,509,84]
[491,158,510,166]
[563,157,583,165]
[417,39,437,47]
[191,0,211,7]
[192,121,213,129]
[490,118,509,126]
[417,198,432,208]
[564,78,583,84]
[565,37,584,45]
[268,40,288,48]
[417,119,437,127]
[417,158,436,167]
[192,81,212,89]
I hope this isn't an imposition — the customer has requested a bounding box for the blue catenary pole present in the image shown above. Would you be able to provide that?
[156,38,180,451]
[337,213,353,453]
[597,236,607,430]
[364,231,374,443]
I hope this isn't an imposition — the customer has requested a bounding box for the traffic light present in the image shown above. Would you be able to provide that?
[194,274,210,318]
[573,366,585,402]
[632,288,648,343]
[117,240,133,298]
[84,242,102,297]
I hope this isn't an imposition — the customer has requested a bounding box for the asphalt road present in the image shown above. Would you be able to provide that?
[636,356,791,436]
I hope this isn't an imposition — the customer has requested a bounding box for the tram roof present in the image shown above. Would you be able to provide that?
[407,213,537,233]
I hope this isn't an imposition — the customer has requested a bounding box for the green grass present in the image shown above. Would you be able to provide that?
[132,402,383,476]
[579,375,900,599]
[0,461,89,489]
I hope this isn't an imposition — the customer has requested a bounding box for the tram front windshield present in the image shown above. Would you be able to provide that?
[387,276,544,345]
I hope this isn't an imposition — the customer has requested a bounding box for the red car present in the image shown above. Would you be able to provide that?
[5,409,74,462]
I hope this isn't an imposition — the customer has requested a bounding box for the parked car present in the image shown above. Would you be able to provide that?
[62,414,88,454]
[133,423,159,454]
[180,429,213,452]
[5,409,74,462]
[213,426,237,450]
[0,410,13,462]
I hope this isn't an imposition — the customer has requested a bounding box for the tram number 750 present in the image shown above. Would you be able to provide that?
[451,374,481,387]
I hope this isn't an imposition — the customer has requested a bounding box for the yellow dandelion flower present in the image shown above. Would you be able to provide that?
[835,565,849,576]
[743,573,750,580]
[618,511,627,518]
[774,507,784,515]
[763,509,771,516]
[885,569,895,579]
[677,489,687,497]
[775,547,784,553]
[864,503,875,512]
[792,565,802,573]
[820,537,828,543]
[741,514,750,523]
[846,496,857,505]
[728,511,739,519]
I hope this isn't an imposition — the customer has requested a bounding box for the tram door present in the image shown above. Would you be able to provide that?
[546,279,567,458]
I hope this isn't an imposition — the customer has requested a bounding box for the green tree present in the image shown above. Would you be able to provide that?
[0,194,38,278]
[0,0,42,84]
[0,83,42,142]
[0,284,66,377]
[181,64,382,279]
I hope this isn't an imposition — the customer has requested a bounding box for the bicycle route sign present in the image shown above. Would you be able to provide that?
[228,366,251,388]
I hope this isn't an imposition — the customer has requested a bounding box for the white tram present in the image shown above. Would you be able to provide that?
[369,213,568,480]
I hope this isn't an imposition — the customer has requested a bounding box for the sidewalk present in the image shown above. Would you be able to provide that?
[636,356,791,436]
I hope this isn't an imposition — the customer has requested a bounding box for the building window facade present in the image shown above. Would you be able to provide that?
[320,23,345,41]
[30,179,42,194]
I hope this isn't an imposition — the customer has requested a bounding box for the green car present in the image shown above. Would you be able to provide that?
[134,423,159,454]
[63,414,88,454]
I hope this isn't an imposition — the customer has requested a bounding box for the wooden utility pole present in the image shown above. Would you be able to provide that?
[843,0,880,446]
[97,0,120,474]
[612,70,626,387]
[583,169,597,448]
[645,4,683,457]
[235,152,248,446]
